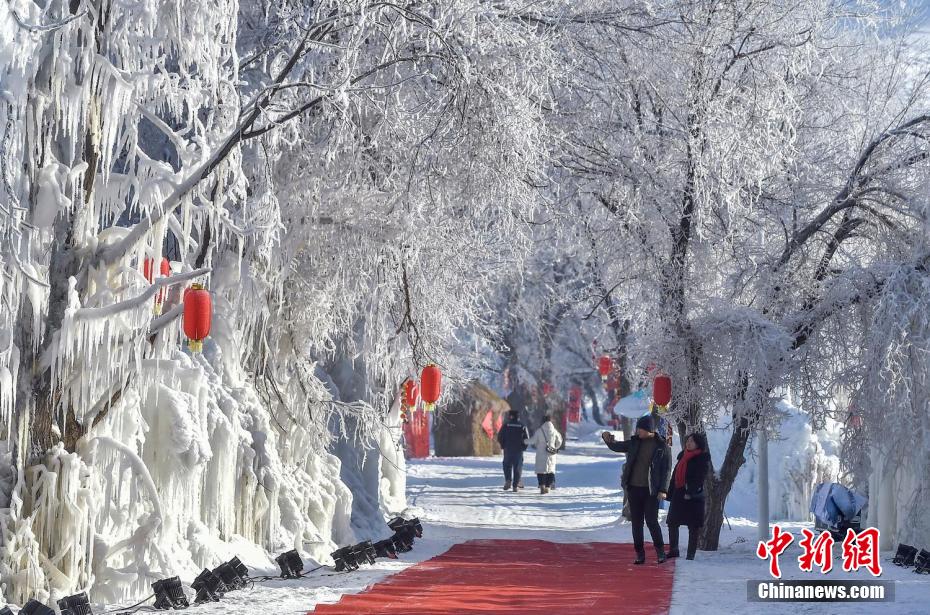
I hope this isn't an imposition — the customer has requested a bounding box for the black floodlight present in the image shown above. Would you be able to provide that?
[152,576,189,610]
[352,540,376,566]
[915,549,930,574]
[331,546,361,572]
[373,538,398,559]
[0,607,12,615]
[893,543,919,567]
[20,601,55,615]
[388,516,423,539]
[192,568,228,603]
[387,516,405,531]
[213,561,247,591]
[391,531,414,553]
[229,556,249,581]
[57,592,93,615]
[275,549,304,579]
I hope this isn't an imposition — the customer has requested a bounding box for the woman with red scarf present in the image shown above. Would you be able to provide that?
[666,432,711,560]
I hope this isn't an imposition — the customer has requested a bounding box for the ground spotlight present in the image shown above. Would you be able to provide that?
[331,546,359,572]
[388,516,423,538]
[352,540,377,565]
[373,538,398,559]
[192,568,228,603]
[893,543,919,567]
[57,592,93,615]
[275,549,304,579]
[915,549,930,574]
[391,532,414,553]
[152,576,189,609]
[213,557,249,590]
[20,601,55,615]
[229,556,250,582]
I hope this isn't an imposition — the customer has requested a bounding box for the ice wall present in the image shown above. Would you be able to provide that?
[705,401,841,522]
[0,326,403,606]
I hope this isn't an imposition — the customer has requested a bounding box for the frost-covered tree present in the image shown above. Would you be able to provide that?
[0,0,568,603]
[552,0,930,548]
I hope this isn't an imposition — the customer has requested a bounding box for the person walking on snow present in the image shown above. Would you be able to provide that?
[497,410,530,492]
[531,415,563,494]
[666,432,711,561]
[601,415,672,564]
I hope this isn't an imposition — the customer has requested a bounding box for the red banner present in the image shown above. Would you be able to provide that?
[481,410,494,439]
[403,409,430,458]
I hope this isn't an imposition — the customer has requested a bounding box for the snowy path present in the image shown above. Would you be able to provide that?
[103,424,927,614]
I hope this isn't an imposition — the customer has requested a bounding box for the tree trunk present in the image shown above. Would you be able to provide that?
[701,415,750,549]
[584,380,604,425]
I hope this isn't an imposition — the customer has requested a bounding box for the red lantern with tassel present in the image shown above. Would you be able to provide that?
[183,283,212,352]
[420,364,442,412]
[143,257,171,314]
[653,375,672,408]
[597,356,613,383]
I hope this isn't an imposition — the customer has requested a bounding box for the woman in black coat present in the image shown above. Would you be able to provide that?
[666,432,711,560]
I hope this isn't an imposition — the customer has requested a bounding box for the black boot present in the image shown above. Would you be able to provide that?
[666,549,680,559]
[656,546,667,564]
[686,526,699,560]
[633,551,646,565]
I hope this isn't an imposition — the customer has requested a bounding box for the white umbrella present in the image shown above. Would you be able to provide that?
[613,390,651,418]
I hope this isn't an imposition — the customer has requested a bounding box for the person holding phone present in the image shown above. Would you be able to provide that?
[601,415,672,564]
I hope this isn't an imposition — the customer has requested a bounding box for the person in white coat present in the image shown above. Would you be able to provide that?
[531,415,563,494]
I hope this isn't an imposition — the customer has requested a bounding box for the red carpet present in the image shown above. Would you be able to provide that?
[310,540,675,614]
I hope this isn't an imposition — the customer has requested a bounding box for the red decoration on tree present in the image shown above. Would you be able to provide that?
[653,375,672,407]
[597,356,613,382]
[142,256,170,282]
[542,382,553,396]
[605,373,621,393]
[143,257,172,314]
[401,379,419,422]
[568,386,582,423]
[183,283,212,353]
[420,364,442,412]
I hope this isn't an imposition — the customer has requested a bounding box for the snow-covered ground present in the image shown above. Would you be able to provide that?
[92,421,929,614]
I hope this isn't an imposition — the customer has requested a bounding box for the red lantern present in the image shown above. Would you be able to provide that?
[143,257,170,282]
[183,283,212,352]
[597,356,613,382]
[143,257,171,313]
[542,382,554,396]
[420,364,442,412]
[848,414,863,429]
[653,375,672,407]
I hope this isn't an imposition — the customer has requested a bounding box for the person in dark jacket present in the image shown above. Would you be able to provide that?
[497,410,530,492]
[601,414,672,564]
[666,432,711,560]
